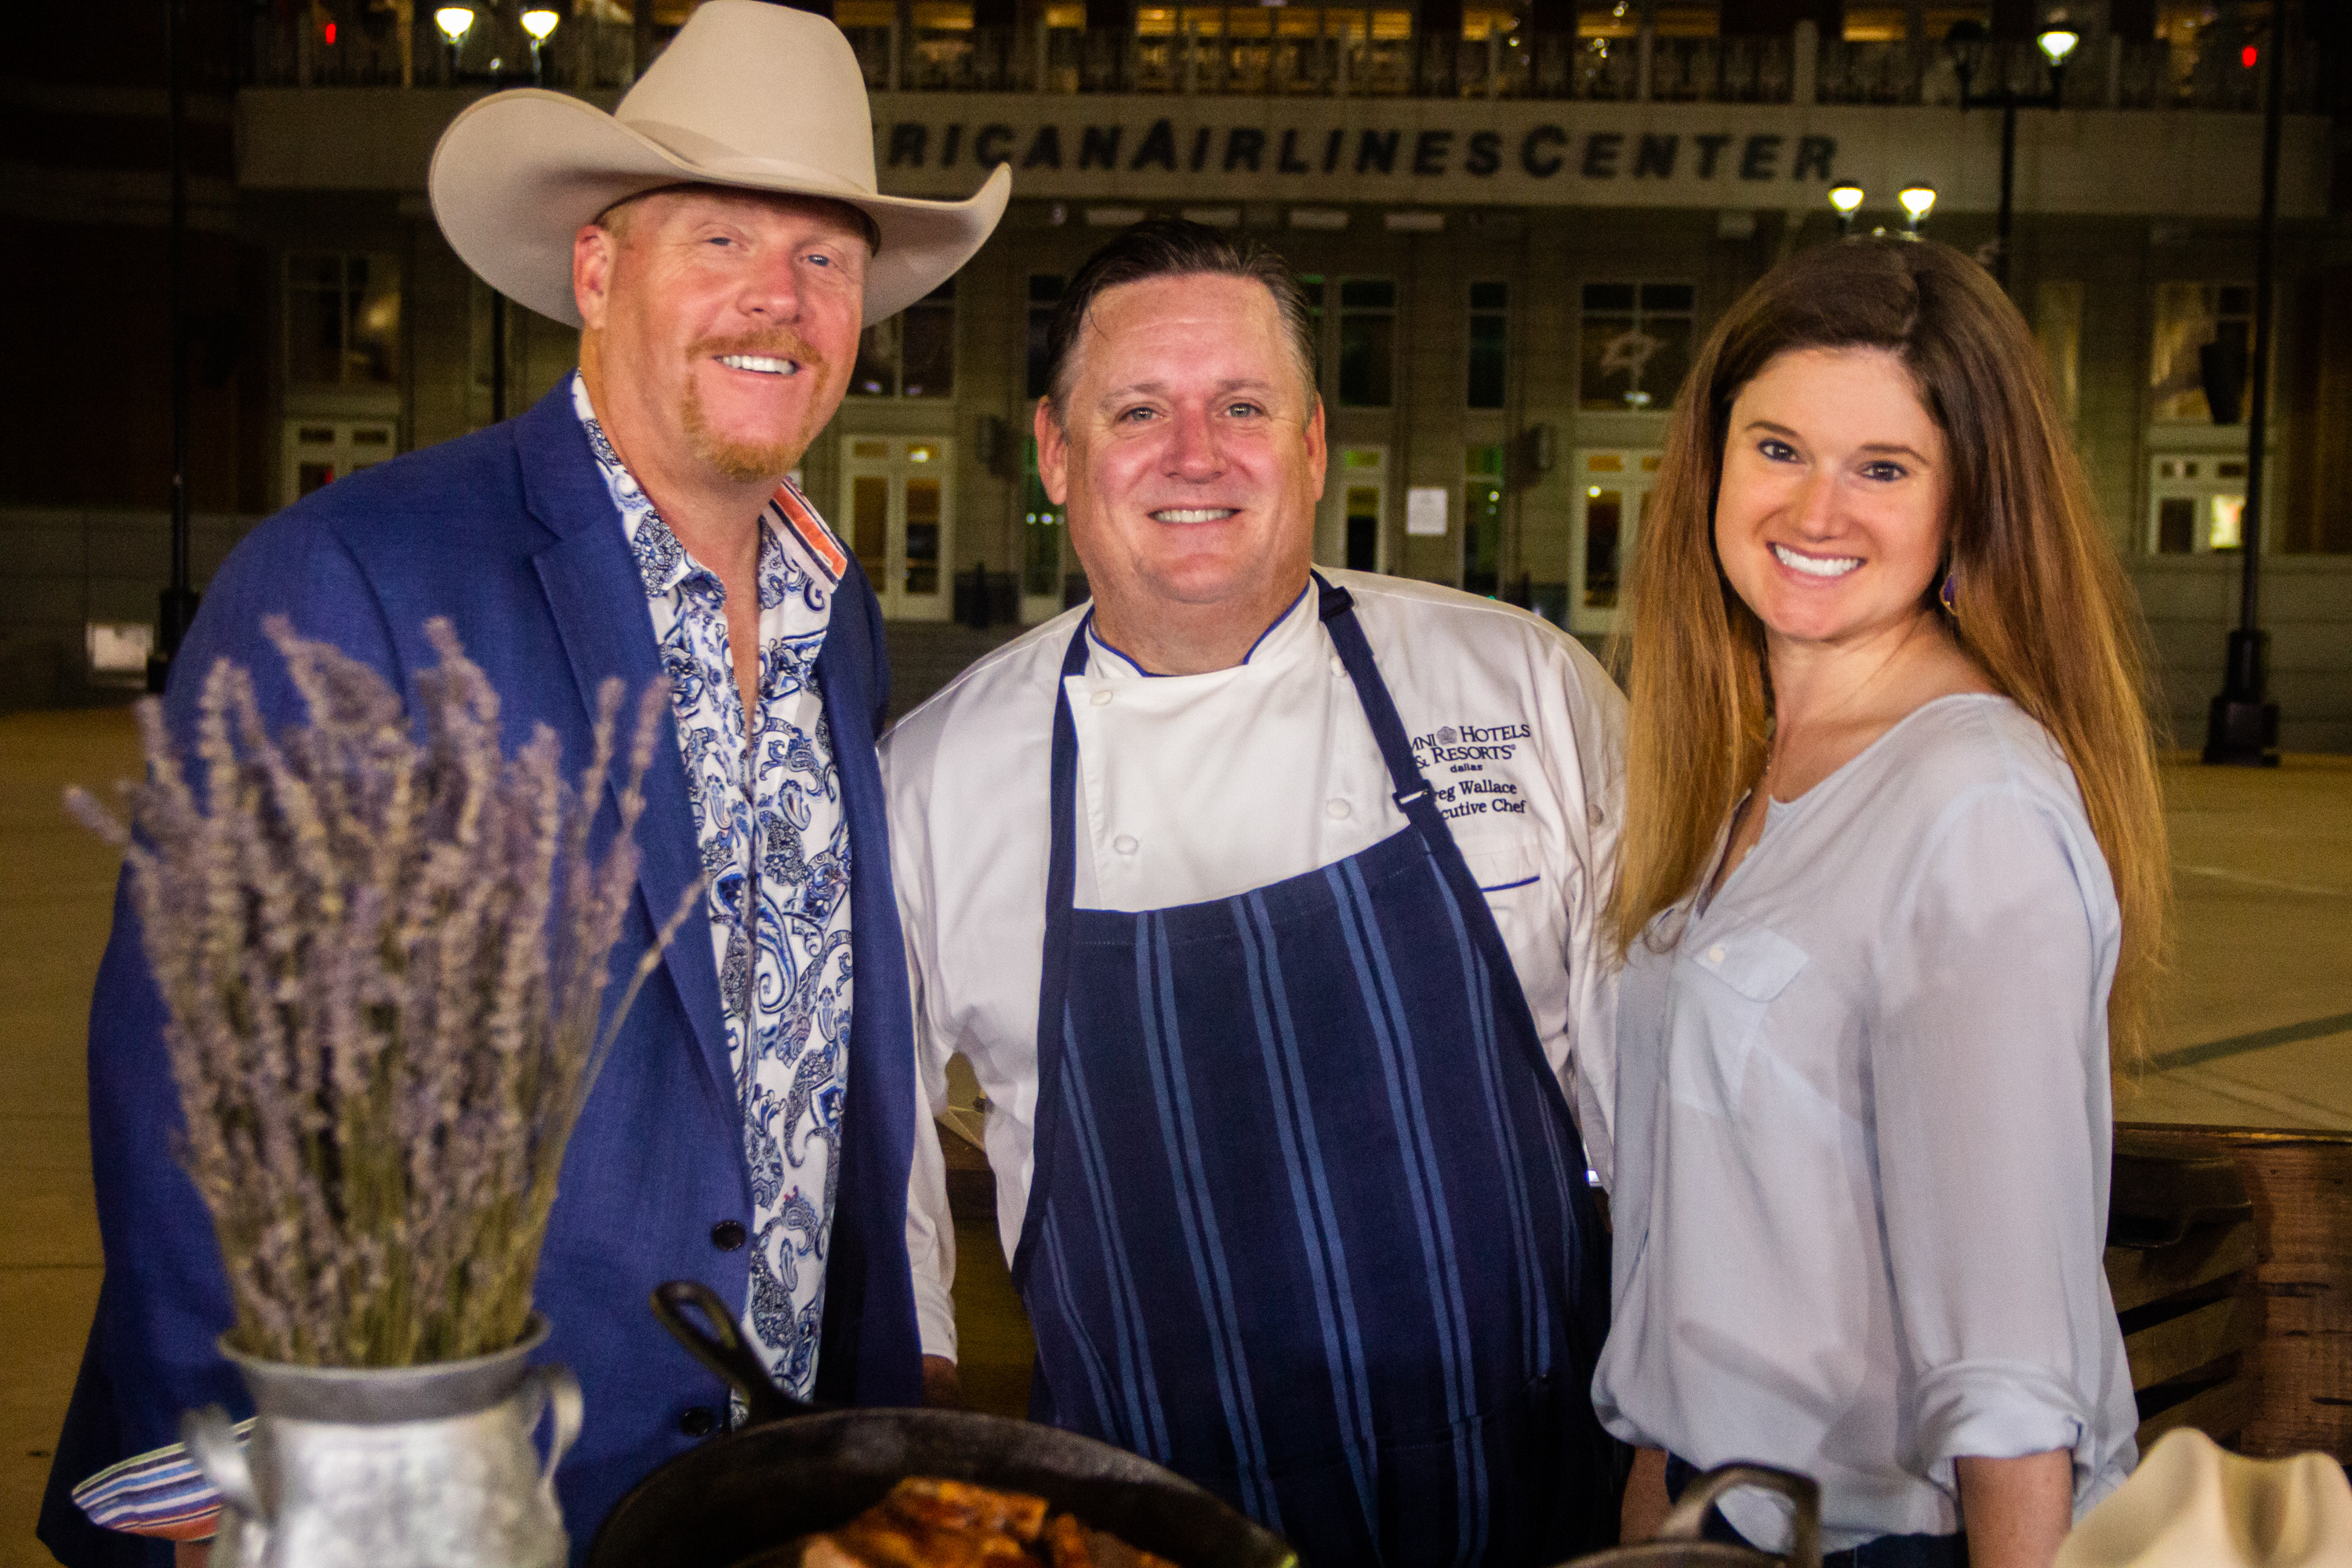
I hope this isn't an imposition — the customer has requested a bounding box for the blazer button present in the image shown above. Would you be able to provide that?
[679,1406,719,1438]
[711,1219,747,1250]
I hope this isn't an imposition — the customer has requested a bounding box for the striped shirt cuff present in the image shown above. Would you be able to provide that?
[70,1421,252,1541]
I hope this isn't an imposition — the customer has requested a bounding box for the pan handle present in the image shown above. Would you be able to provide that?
[651,1279,816,1428]
[1653,1464,1820,1568]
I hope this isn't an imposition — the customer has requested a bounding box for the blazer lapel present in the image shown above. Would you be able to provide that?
[517,387,733,1112]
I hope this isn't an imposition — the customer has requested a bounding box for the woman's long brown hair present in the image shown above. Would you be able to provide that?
[1603,236,2170,1066]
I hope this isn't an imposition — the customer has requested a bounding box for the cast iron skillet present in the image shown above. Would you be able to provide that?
[584,1281,1301,1568]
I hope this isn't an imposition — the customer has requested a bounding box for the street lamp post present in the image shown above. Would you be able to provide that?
[521,7,560,84]
[1947,17,2080,293]
[1828,182,1864,234]
[151,0,199,694]
[435,5,476,82]
[2204,0,2289,766]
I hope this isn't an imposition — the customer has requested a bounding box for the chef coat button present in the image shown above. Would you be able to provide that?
[710,1219,746,1251]
[679,1406,719,1438]
[1090,689,1112,706]
[1705,944,1726,966]
[1112,834,1139,855]
[1588,803,1606,826]
[1325,799,1352,819]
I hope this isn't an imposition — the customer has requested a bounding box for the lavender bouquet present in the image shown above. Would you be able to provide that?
[69,616,688,1368]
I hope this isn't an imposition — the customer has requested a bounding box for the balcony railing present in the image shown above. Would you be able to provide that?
[1816,34,2324,113]
[247,8,2325,112]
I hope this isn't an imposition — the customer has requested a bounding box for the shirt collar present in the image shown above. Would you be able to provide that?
[1084,579,1317,680]
[572,370,792,609]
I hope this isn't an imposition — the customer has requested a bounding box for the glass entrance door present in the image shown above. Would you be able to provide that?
[1568,448,1660,637]
[1462,445,1507,597]
[1022,438,1070,622]
[281,418,396,506]
[1318,445,1388,574]
[839,435,954,621]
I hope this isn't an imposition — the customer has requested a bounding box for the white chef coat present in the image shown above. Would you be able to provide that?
[881,570,1627,1360]
[1592,695,2138,1552]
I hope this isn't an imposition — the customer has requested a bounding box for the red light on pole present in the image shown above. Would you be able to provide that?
[324,19,336,43]
[2241,44,2257,67]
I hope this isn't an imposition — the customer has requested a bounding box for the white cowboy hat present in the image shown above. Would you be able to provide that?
[428,0,1009,328]
[2056,1429,2352,1568]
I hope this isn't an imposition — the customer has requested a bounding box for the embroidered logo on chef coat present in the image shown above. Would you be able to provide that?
[1412,720,1533,765]
[1410,717,1537,820]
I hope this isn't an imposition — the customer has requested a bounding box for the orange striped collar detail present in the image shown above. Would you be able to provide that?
[770,479,848,584]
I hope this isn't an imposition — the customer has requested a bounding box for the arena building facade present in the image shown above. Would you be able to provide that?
[5,0,2347,746]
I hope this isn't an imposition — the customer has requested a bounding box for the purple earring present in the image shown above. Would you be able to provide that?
[1940,572,1957,615]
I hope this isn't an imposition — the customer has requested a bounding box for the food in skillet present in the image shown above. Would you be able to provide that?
[734,1478,1181,1568]
[1039,1510,1181,1568]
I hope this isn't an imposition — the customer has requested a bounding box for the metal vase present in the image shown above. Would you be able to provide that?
[183,1313,582,1568]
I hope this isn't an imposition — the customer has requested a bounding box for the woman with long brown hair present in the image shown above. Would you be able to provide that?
[1589,236,2169,1568]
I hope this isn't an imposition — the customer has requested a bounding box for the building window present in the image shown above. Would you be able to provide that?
[285,253,400,387]
[2150,282,2253,424]
[1338,278,1396,408]
[2034,280,2083,425]
[1579,281,1693,412]
[852,279,956,398]
[1839,5,1911,41]
[1026,274,1065,402]
[2148,454,2249,554]
[909,0,983,90]
[1468,281,1508,410]
[1040,2,1087,92]
[1335,445,1387,572]
[834,0,896,87]
[1464,445,1506,596]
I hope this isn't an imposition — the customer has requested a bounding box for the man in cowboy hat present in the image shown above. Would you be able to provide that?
[41,6,1006,1563]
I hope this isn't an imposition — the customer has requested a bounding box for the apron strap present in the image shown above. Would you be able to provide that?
[1316,576,1591,1161]
[1011,620,1095,1291]
[1313,572,1432,813]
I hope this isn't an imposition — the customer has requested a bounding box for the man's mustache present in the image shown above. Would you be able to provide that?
[689,331,826,371]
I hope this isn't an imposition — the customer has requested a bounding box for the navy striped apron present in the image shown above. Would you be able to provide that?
[1011,578,1618,1568]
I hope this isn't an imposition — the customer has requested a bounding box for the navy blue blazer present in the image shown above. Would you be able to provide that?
[40,383,926,1567]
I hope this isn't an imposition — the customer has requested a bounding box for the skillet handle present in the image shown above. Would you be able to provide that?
[651,1279,815,1427]
[1654,1464,1820,1568]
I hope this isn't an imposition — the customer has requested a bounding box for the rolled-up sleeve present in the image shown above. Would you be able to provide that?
[906,1092,959,1360]
[1871,782,2120,1493]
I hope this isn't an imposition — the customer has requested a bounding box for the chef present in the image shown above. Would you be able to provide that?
[884,217,1626,1568]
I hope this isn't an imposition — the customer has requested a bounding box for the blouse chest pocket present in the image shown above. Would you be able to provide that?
[1668,924,1809,1121]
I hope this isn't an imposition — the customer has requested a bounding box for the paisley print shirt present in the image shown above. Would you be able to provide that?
[574,372,854,1401]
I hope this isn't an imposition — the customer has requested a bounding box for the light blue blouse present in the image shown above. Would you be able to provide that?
[1591,694,2139,1552]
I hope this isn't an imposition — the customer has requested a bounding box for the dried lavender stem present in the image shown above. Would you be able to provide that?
[70,618,678,1367]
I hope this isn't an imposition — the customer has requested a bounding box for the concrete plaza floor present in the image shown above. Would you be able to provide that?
[2,685,2346,1565]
